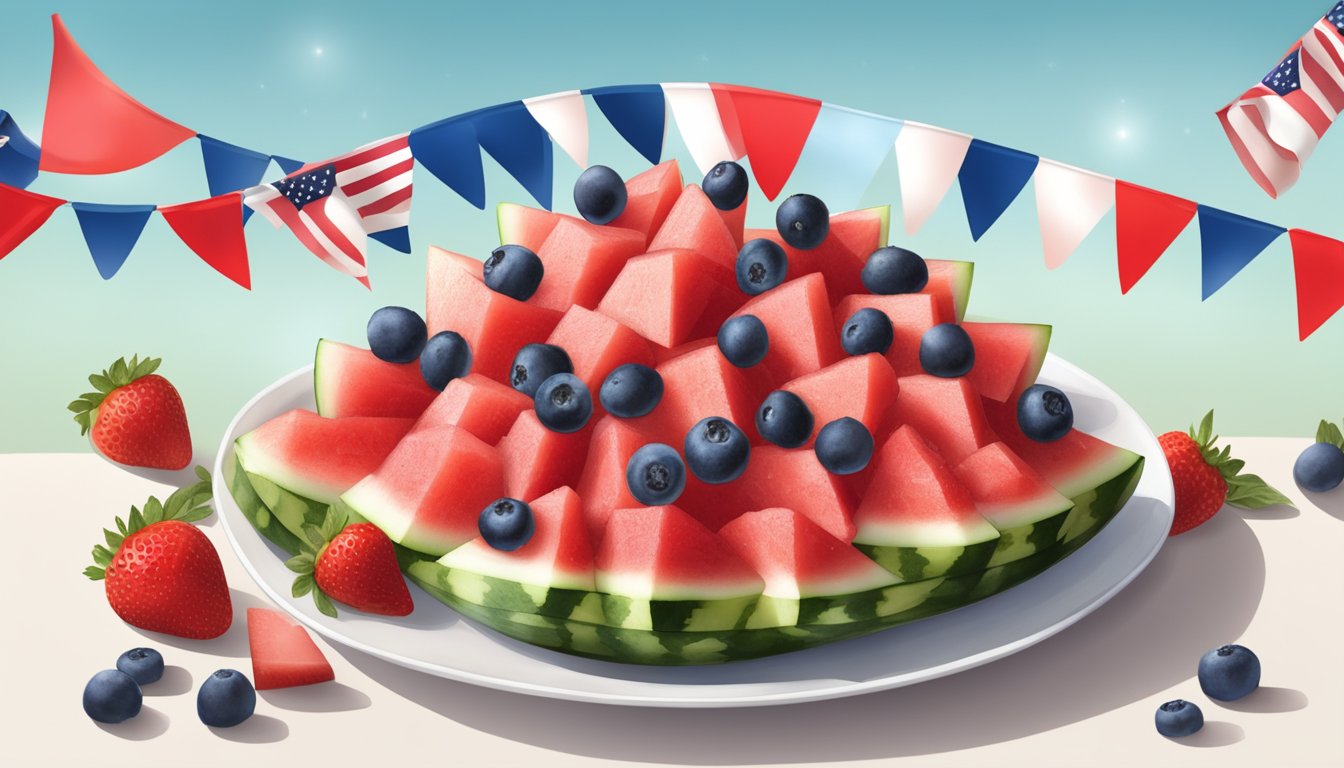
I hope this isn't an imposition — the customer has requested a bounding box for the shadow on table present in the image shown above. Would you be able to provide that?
[1302,487,1344,523]
[335,511,1267,764]
[95,705,170,741]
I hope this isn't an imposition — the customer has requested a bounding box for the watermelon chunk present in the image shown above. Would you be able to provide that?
[891,375,994,464]
[412,373,531,446]
[532,217,646,312]
[962,322,1051,403]
[597,248,740,349]
[341,425,506,556]
[743,207,888,303]
[313,340,437,419]
[953,442,1075,565]
[497,410,594,502]
[497,203,563,253]
[647,185,740,277]
[575,416,652,543]
[834,294,951,378]
[925,260,974,323]
[609,160,683,245]
[247,608,334,690]
[426,246,563,382]
[709,444,859,542]
[545,305,654,396]
[636,342,760,446]
[716,196,747,250]
[732,273,843,384]
[851,425,999,580]
[781,354,897,447]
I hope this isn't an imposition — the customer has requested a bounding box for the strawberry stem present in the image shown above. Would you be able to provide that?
[1186,410,1295,511]
[69,355,163,435]
[84,467,213,580]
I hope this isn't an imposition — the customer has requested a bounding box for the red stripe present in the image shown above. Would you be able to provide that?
[333,136,408,173]
[1306,28,1344,112]
[266,197,362,275]
[358,185,413,217]
[1314,24,1344,73]
[1218,105,1280,198]
[342,157,413,197]
[305,197,366,268]
[1284,89,1333,136]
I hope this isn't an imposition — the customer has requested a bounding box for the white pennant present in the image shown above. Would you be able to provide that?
[524,90,589,168]
[662,82,744,176]
[894,121,972,235]
[1033,159,1115,269]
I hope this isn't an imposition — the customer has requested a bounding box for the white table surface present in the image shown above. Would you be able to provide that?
[3,440,1341,767]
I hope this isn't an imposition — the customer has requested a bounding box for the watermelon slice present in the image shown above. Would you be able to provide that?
[716,196,747,250]
[833,293,951,378]
[636,342,761,446]
[925,260,974,323]
[829,206,889,257]
[647,185,740,277]
[962,322,1051,403]
[732,273,843,384]
[247,608,334,690]
[531,217,646,312]
[575,416,652,543]
[891,375,994,464]
[497,410,594,503]
[545,305,654,396]
[412,373,531,446]
[224,449,306,556]
[313,340,437,419]
[609,160,683,244]
[497,203,563,253]
[953,442,1075,565]
[597,249,741,349]
[705,444,859,542]
[780,354,897,447]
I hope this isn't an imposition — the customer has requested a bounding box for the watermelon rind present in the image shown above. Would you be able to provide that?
[340,477,463,556]
[927,259,974,322]
[854,537,999,582]
[224,448,306,556]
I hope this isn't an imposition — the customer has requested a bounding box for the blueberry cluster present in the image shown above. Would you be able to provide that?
[1154,643,1263,739]
[367,305,472,392]
[82,646,256,728]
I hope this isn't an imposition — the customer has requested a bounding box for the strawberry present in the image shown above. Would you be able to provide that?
[287,509,413,617]
[85,468,233,638]
[1159,410,1293,535]
[69,355,192,470]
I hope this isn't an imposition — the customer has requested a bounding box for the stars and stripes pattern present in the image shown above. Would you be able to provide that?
[1217,3,1344,198]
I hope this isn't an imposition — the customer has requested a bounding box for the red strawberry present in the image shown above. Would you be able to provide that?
[85,469,232,638]
[1159,410,1293,535]
[287,510,413,617]
[70,355,192,470]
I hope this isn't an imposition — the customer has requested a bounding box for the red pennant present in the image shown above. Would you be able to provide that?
[159,193,251,289]
[39,15,196,174]
[711,84,821,201]
[1114,180,1197,294]
[1288,229,1344,340]
[0,184,66,261]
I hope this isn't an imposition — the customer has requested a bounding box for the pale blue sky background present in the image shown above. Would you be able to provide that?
[1,0,1339,453]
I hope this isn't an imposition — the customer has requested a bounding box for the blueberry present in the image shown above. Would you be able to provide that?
[718,315,769,368]
[919,323,975,378]
[535,373,593,433]
[1198,644,1261,701]
[511,343,573,398]
[815,417,874,475]
[600,363,663,418]
[483,244,544,301]
[421,331,473,391]
[684,417,751,484]
[702,161,749,210]
[1294,441,1344,492]
[116,647,164,686]
[574,165,627,225]
[756,390,814,449]
[775,194,829,250]
[862,246,928,295]
[197,669,255,728]
[840,308,894,356]
[82,669,142,724]
[626,443,686,506]
[478,497,535,551]
[735,238,788,296]
[1154,699,1204,738]
[1016,384,1074,443]
[367,306,427,364]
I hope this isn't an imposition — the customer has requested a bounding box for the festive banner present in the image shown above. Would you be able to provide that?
[244,165,370,284]
[894,122,972,236]
[523,90,589,168]
[587,84,665,166]
[71,203,155,279]
[332,133,414,244]
[0,184,65,261]
[39,15,196,175]
[474,102,554,209]
[958,139,1039,241]
[159,193,250,289]
[199,135,272,199]
[408,116,486,209]
[792,104,902,211]
[662,82,745,176]
[1196,206,1286,300]
[1032,159,1115,270]
[711,84,821,201]
[1114,181,1198,294]
[272,156,306,176]
[1288,228,1344,340]
[0,110,41,189]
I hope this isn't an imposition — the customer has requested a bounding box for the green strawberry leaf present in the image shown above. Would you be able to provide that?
[91,544,114,569]
[1225,473,1295,509]
[88,373,114,393]
[1316,420,1344,450]
[1192,410,1214,447]
[177,506,213,524]
[292,574,315,598]
[84,566,107,581]
[67,399,94,413]
[142,497,164,526]
[301,524,327,553]
[320,507,347,543]
[85,468,214,577]
[285,553,316,574]
[312,588,338,618]
[128,506,146,532]
[102,528,123,551]
[109,357,129,384]
[195,465,210,483]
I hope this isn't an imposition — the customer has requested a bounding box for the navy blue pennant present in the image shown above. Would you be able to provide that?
[586,84,666,165]
[409,115,486,209]
[957,139,1039,241]
[71,203,155,279]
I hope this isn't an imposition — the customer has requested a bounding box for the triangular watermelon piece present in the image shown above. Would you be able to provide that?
[982,397,1143,499]
[596,505,763,601]
[637,342,762,446]
[413,373,531,446]
[720,508,895,599]
[532,217,646,312]
[647,185,740,277]
[961,322,1051,403]
[496,203,564,253]
[733,273,843,384]
[781,354,897,447]
[829,206,889,257]
[313,340,438,419]
[744,209,878,303]
[833,293,951,378]
[610,160,683,245]
[891,375,995,464]
[497,410,594,503]
[597,248,740,348]
[715,444,859,542]
[717,195,747,250]
[575,416,653,544]
[545,305,654,396]
[247,608,334,690]
[925,259,974,323]
[953,442,1074,561]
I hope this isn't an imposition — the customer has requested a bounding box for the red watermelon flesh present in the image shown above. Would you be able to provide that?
[235,409,415,503]
[636,342,762,445]
[962,322,1051,403]
[891,375,995,464]
[438,486,596,592]
[575,416,652,544]
[497,410,594,503]
[597,248,740,349]
[952,442,1073,530]
[596,505,764,600]
[546,305,654,397]
[720,508,895,598]
[647,185,740,278]
[781,354,897,447]
[610,160,683,245]
[834,293,951,378]
[426,246,562,382]
[733,273,843,384]
[497,203,564,252]
[852,425,990,545]
[717,198,747,250]
[829,207,888,257]
[532,217,646,312]
[925,260,974,323]
[247,608,334,690]
[743,210,881,303]
[710,445,859,542]
[413,373,531,446]
[650,336,717,365]
[982,397,1137,498]
[313,340,438,420]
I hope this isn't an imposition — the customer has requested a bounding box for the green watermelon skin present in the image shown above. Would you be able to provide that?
[224,449,306,556]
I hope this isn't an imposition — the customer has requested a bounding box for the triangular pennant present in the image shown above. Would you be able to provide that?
[1033,159,1115,269]
[1114,181,1197,294]
[474,102,554,210]
[158,193,251,289]
[409,115,486,208]
[894,121,972,236]
[0,110,42,189]
[711,84,821,200]
[199,135,272,198]
[791,103,902,211]
[38,15,196,174]
[662,82,745,176]
[272,155,306,175]
[957,139,1039,241]
[524,90,588,168]
[587,84,666,166]
[370,226,412,254]
[1288,229,1344,340]
[1196,206,1285,300]
[0,184,65,261]
[71,202,155,279]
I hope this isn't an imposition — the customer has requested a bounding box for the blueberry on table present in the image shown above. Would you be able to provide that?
[626,443,687,506]
[814,417,874,475]
[1154,699,1204,738]
[115,647,164,686]
[756,390,814,449]
[718,315,769,368]
[535,373,593,434]
[421,331,473,391]
[862,246,928,295]
[367,306,427,364]
[1016,384,1074,443]
[196,669,255,728]
[1293,441,1344,492]
[478,498,535,552]
[776,194,829,250]
[511,343,573,398]
[82,669,142,724]
[684,417,751,484]
[703,161,749,210]
[574,165,627,225]
[840,308,894,356]
[736,238,788,296]
[1198,644,1261,701]
[600,363,663,418]
[919,323,975,378]
[483,244,544,301]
